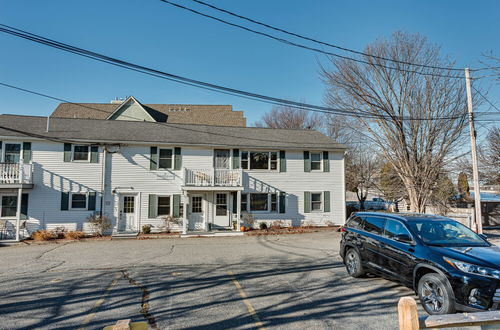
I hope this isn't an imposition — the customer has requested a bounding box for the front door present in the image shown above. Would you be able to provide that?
[120,194,136,232]
[189,194,204,230]
[214,193,230,228]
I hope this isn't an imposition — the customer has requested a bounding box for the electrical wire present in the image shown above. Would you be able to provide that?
[473,86,500,114]
[159,0,463,79]
[0,23,467,121]
[186,0,500,73]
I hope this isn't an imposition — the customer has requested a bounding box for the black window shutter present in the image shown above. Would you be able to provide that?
[21,193,29,219]
[22,142,32,162]
[148,194,157,218]
[88,192,97,211]
[303,151,311,172]
[61,191,69,210]
[64,143,72,162]
[150,146,158,170]
[324,191,331,212]
[304,191,311,213]
[279,150,286,172]
[90,146,99,163]
[173,194,181,217]
[174,147,182,170]
[232,149,240,169]
[323,151,330,172]
[232,192,237,213]
[279,192,286,213]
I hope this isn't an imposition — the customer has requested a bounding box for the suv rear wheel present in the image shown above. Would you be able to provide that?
[417,273,455,315]
[345,248,365,278]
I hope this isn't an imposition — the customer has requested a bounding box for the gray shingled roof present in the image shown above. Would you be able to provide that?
[0,115,346,150]
[51,103,247,127]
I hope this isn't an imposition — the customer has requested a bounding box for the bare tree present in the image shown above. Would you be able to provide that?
[346,150,380,210]
[379,162,407,210]
[254,105,323,130]
[481,127,500,185]
[322,31,470,212]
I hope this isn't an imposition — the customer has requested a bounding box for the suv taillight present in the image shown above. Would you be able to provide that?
[340,227,346,232]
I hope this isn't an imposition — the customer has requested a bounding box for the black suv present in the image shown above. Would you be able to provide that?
[340,212,500,315]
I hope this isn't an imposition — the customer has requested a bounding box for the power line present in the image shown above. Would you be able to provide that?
[187,0,500,73]
[0,24,465,121]
[159,0,463,79]
[472,86,500,114]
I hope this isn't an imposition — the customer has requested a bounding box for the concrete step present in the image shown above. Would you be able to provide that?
[181,231,244,238]
[112,232,139,239]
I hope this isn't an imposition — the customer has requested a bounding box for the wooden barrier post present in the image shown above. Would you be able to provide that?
[398,297,420,330]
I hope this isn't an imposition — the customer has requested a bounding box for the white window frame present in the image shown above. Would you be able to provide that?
[310,192,323,212]
[240,150,279,171]
[157,148,173,170]
[3,142,22,163]
[241,193,248,212]
[69,192,88,210]
[156,195,172,217]
[310,152,322,171]
[0,194,19,218]
[246,193,279,213]
[72,145,90,162]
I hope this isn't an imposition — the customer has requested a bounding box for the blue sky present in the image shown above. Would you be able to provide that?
[1,0,499,127]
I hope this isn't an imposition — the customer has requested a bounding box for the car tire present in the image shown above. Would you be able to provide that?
[344,248,365,278]
[418,273,455,315]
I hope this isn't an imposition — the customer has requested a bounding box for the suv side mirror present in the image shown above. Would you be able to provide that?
[394,234,413,244]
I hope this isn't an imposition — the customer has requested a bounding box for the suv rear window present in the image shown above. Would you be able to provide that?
[346,216,363,229]
[362,216,385,235]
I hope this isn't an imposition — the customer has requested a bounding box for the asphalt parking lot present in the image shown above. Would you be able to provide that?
[0,232,418,329]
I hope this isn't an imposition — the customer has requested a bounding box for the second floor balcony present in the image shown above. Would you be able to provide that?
[0,162,33,185]
[183,168,242,187]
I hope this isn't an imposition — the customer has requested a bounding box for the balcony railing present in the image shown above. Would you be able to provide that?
[0,162,33,184]
[183,168,242,187]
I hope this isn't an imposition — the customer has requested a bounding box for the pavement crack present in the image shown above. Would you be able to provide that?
[35,243,68,260]
[121,269,158,330]
[42,260,66,273]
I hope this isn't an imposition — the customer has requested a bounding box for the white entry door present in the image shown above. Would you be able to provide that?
[119,194,137,232]
[214,193,230,227]
[189,195,204,230]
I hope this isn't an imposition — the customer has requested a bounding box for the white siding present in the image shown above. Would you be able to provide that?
[27,141,103,231]
[8,141,345,233]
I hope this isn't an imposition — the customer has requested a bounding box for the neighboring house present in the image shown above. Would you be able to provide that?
[51,96,247,127]
[0,108,346,240]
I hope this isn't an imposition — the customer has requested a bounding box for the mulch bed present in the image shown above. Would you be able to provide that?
[21,236,112,245]
[137,232,180,239]
[244,226,340,236]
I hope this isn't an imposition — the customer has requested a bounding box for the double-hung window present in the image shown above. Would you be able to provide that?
[158,149,173,170]
[270,193,278,212]
[310,152,322,171]
[311,192,322,211]
[70,193,87,209]
[157,196,171,216]
[4,143,21,163]
[73,145,90,161]
[241,151,278,170]
[241,193,248,212]
[1,196,17,217]
[250,193,268,211]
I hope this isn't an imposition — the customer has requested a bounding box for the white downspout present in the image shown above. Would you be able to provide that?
[100,147,107,217]
[15,187,22,241]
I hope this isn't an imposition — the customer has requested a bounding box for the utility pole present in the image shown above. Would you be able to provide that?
[465,68,482,234]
